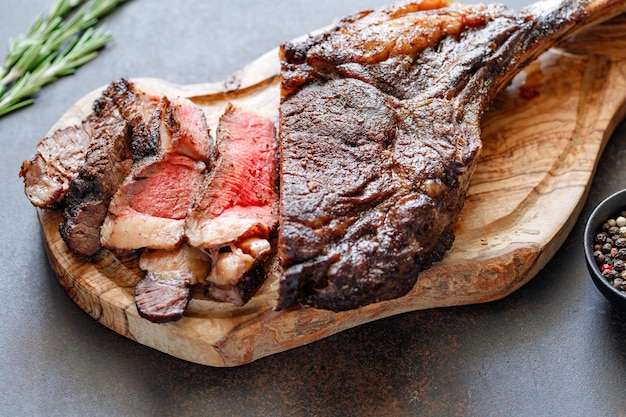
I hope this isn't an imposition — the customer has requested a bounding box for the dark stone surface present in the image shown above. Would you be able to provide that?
[3,0,625,416]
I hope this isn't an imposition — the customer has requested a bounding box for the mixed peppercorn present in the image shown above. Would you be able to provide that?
[593,211,626,294]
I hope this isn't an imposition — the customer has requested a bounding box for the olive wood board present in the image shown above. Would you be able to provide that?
[37,16,626,366]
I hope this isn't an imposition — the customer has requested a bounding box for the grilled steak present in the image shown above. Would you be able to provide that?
[186,104,277,249]
[103,79,161,160]
[104,101,277,318]
[277,0,626,311]
[20,79,160,213]
[21,79,277,319]
[23,0,626,320]
[59,105,132,258]
[150,96,216,163]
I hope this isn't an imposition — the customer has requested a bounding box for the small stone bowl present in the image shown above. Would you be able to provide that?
[584,189,626,310]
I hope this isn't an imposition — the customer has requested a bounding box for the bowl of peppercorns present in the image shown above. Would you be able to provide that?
[585,189,626,309]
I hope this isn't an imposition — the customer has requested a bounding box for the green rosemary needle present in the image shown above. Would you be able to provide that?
[0,0,129,117]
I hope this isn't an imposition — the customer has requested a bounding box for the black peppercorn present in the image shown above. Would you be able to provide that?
[595,251,606,264]
[614,259,625,272]
[596,233,608,244]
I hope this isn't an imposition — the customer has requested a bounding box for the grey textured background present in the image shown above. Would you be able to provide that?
[2,1,626,416]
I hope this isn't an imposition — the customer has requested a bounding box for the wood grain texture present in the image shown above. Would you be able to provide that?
[37,16,626,366]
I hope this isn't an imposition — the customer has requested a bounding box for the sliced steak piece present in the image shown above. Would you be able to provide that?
[134,271,192,323]
[186,104,278,305]
[101,95,215,252]
[150,96,216,163]
[20,123,92,208]
[135,244,211,322]
[96,77,161,160]
[100,153,206,250]
[59,79,158,259]
[59,110,133,258]
[204,238,273,306]
[186,104,277,248]
[277,0,626,311]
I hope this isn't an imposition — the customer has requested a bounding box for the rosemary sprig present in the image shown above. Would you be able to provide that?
[0,0,129,117]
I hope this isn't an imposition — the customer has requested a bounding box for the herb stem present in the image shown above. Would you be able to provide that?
[0,0,129,117]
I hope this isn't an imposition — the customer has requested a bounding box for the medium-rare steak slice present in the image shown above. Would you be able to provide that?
[100,153,206,251]
[277,0,626,311]
[101,93,214,251]
[186,104,278,306]
[186,105,277,249]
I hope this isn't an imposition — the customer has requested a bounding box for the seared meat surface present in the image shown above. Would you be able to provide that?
[58,79,159,259]
[59,97,133,258]
[20,124,93,208]
[277,0,626,311]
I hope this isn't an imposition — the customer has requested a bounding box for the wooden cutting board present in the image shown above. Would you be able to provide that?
[37,16,626,366]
